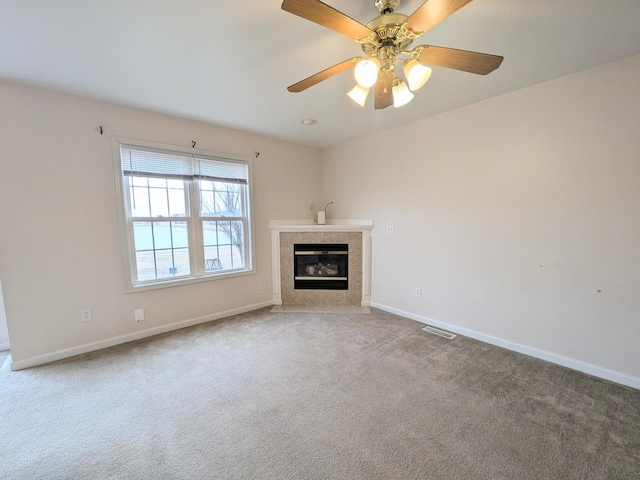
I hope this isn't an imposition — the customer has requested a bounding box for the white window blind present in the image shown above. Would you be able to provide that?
[121,145,248,184]
[121,145,194,180]
[195,157,248,184]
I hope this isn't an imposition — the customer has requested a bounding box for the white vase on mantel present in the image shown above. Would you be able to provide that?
[317,211,326,225]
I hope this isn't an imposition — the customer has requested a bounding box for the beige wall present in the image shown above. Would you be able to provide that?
[322,55,640,380]
[0,81,322,364]
[2,55,639,383]
[0,277,8,348]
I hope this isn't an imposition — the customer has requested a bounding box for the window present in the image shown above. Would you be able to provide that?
[114,141,253,290]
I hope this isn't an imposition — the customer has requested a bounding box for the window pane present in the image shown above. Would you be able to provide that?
[138,248,192,280]
[204,246,222,271]
[172,221,189,248]
[135,250,156,282]
[132,221,190,282]
[215,191,241,216]
[133,222,154,251]
[199,181,243,217]
[146,221,189,250]
[131,177,148,187]
[148,178,167,188]
[231,244,244,269]
[130,176,186,219]
[200,180,217,217]
[230,220,244,245]
[153,223,171,249]
[217,245,233,270]
[155,250,176,279]
[200,180,214,192]
[202,221,244,271]
[131,186,151,217]
[203,221,217,247]
[217,190,241,216]
[200,190,215,216]
[230,220,245,268]
[168,188,186,217]
[217,221,232,245]
[173,248,190,275]
[154,248,190,278]
[149,187,169,217]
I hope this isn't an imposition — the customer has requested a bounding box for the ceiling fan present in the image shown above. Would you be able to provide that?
[281,0,503,109]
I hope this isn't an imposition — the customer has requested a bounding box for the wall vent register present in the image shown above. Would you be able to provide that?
[294,243,348,290]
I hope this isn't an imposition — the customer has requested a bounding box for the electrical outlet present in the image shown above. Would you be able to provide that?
[260,281,266,290]
[415,287,422,298]
[309,201,315,210]
[81,309,92,322]
[386,225,395,234]
[134,309,145,322]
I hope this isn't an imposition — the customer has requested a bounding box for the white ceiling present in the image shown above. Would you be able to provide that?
[1,0,639,148]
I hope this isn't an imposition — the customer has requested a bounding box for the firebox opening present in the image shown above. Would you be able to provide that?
[294,243,348,290]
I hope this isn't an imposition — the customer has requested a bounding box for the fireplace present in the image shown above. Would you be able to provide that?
[268,219,373,306]
[294,243,348,290]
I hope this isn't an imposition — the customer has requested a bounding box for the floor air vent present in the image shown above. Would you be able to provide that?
[422,325,457,340]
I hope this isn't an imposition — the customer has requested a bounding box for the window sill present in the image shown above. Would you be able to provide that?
[126,268,255,293]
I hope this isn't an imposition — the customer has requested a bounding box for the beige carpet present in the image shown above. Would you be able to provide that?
[1,307,639,479]
[271,305,370,314]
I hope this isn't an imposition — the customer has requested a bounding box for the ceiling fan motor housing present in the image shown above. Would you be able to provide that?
[362,13,413,59]
[375,0,400,15]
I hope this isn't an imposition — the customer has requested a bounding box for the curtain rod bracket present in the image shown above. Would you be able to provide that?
[192,140,197,148]
[99,126,103,135]
[255,151,260,158]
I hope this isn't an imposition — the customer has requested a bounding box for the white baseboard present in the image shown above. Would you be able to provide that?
[10,300,274,371]
[1,354,11,372]
[371,302,640,391]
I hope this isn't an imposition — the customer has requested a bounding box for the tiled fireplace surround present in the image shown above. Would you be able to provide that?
[269,220,373,306]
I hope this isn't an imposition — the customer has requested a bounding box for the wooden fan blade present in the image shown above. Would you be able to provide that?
[374,70,394,110]
[406,0,474,36]
[281,0,374,41]
[287,58,360,93]
[417,45,503,75]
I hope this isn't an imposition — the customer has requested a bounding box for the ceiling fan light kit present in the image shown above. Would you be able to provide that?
[403,58,432,91]
[354,57,381,88]
[282,0,503,110]
[347,84,371,107]
[392,78,414,107]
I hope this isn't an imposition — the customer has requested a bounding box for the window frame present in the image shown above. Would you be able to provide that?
[112,137,255,292]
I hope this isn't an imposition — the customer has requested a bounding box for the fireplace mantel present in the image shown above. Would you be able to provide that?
[268,219,374,232]
[268,220,373,306]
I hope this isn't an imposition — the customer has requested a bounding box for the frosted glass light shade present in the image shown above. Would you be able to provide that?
[392,80,414,108]
[403,60,432,91]
[354,58,380,88]
[347,84,370,107]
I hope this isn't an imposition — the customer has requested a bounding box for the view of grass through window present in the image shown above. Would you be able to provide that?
[119,143,251,287]
[128,177,245,282]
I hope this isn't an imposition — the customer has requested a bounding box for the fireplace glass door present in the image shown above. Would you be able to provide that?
[294,243,348,290]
